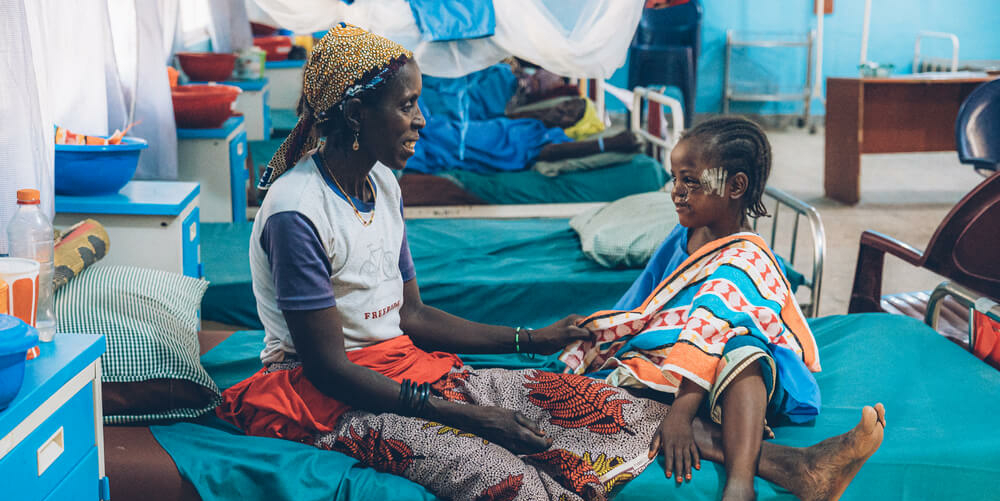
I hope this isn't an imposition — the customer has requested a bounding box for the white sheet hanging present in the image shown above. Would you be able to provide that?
[109,0,179,179]
[248,0,642,78]
[208,0,254,53]
[0,0,54,251]
[23,0,126,136]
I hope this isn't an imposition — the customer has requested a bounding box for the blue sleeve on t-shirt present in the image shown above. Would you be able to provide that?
[260,212,337,311]
[261,209,416,311]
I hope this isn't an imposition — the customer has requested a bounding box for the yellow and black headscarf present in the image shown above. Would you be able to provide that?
[259,23,412,190]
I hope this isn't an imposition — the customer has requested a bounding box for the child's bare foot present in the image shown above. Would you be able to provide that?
[789,404,886,501]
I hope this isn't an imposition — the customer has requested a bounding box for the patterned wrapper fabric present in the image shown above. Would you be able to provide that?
[560,233,821,422]
[258,23,412,190]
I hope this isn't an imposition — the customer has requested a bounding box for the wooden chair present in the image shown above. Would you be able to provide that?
[848,172,1000,346]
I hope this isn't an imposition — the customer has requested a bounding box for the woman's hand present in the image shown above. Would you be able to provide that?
[649,411,701,484]
[464,406,553,455]
[527,315,593,354]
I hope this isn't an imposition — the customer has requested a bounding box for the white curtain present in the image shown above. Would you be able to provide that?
[109,0,180,179]
[0,0,54,253]
[208,0,254,53]
[248,0,643,78]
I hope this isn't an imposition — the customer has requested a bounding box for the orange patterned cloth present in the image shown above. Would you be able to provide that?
[259,23,412,190]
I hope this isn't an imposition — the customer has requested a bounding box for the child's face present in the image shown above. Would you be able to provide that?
[668,140,735,229]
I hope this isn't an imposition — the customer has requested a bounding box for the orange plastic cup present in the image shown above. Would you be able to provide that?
[0,258,40,359]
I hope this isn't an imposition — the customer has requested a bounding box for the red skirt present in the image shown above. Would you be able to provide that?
[216,335,461,443]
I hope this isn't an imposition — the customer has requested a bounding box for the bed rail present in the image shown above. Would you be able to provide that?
[404,83,682,220]
[756,186,826,317]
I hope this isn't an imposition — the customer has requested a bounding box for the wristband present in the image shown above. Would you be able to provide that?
[597,137,605,153]
[514,327,521,353]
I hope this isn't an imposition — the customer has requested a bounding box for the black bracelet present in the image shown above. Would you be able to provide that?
[524,328,537,360]
[416,383,430,414]
[397,379,407,412]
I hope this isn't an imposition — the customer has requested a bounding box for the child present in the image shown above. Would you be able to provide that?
[561,117,847,500]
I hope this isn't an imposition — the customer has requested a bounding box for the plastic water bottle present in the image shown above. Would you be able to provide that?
[6,189,56,342]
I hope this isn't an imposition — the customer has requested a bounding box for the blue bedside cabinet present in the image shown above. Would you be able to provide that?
[54,181,202,278]
[0,334,108,500]
[178,116,249,223]
[194,78,272,141]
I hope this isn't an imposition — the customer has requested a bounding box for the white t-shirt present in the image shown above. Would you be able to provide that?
[250,154,407,364]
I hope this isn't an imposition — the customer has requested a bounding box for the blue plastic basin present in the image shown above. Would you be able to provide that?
[55,137,148,196]
[0,314,39,411]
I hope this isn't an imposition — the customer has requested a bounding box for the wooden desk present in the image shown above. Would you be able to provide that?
[824,74,994,204]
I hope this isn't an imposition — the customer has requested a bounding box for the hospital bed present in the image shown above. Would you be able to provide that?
[104,311,1000,501]
[400,84,684,214]
[200,182,824,332]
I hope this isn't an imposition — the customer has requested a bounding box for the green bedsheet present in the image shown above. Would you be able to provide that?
[247,137,666,207]
[201,219,802,331]
[202,219,644,329]
[151,313,1000,501]
[441,153,668,204]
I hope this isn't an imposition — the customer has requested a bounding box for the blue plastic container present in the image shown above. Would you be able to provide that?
[54,137,148,196]
[0,314,39,411]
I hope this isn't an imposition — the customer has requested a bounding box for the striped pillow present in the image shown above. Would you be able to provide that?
[54,266,218,424]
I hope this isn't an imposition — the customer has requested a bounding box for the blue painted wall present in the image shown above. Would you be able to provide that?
[608,0,1000,116]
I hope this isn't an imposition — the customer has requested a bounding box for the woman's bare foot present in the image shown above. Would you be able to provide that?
[721,482,757,501]
[788,404,886,501]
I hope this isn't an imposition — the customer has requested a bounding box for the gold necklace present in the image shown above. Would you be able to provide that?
[328,169,376,227]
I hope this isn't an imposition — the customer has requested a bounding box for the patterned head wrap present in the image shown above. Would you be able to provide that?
[258,23,412,190]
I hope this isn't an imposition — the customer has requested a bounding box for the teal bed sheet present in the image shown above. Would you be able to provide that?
[201,219,643,329]
[442,153,667,204]
[250,137,666,207]
[151,313,1000,501]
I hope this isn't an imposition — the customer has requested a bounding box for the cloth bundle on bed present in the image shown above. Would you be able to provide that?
[146,313,1000,501]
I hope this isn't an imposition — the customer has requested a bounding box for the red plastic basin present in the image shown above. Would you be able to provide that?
[250,21,278,37]
[254,36,293,62]
[176,52,237,82]
[171,84,241,129]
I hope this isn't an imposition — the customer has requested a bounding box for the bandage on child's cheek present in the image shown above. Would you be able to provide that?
[700,167,728,197]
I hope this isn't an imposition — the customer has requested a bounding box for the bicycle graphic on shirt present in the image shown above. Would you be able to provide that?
[359,239,398,281]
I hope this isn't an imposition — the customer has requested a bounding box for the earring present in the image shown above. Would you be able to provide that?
[352,130,360,151]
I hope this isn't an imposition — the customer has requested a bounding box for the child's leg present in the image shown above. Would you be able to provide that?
[719,362,767,501]
[691,403,887,501]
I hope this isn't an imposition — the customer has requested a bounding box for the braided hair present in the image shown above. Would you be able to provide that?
[680,116,772,219]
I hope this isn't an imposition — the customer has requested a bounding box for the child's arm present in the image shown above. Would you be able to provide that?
[649,378,705,483]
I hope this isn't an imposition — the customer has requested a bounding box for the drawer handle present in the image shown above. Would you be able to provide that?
[37,427,64,476]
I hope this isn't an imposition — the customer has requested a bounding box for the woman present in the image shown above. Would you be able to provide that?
[220,24,886,501]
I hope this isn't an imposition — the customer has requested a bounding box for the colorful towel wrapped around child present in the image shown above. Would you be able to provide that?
[560,233,822,424]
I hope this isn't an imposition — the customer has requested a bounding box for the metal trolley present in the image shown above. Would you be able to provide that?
[723,30,816,131]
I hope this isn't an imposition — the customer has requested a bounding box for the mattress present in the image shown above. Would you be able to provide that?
[201,219,644,330]
[136,313,1000,501]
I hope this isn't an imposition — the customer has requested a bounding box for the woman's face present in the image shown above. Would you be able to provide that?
[360,61,425,170]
